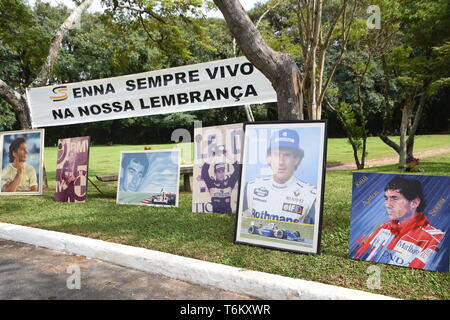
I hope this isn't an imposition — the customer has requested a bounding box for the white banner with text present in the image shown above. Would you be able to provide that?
[27,57,277,128]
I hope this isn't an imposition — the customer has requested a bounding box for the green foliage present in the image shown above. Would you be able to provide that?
[247,0,302,59]
[0,101,16,131]
[384,0,450,93]
[330,52,386,129]
[400,0,450,50]
[55,13,164,81]
[0,0,70,128]
[337,102,365,149]
[184,18,233,64]
[428,41,450,95]
[0,0,64,90]
[102,0,213,65]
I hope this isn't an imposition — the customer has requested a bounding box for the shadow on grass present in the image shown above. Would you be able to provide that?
[326,161,344,168]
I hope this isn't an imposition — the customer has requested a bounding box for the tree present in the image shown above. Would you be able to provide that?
[0,0,93,189]
[243,0,366,120]
[295,0,363,120]
[0,0,94,129]
[378,0,450,168]
[213,0,303,120]
[0,101,16,131]
[325,0,400,169]
[104,0,214,67]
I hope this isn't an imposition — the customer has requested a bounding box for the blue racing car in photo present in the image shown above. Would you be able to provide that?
[247,221,304,242]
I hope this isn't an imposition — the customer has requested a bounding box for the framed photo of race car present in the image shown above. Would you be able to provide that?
[349,172,450,272]
[0,129,45,196]
[116,149,180,207]
[234,121,327,254]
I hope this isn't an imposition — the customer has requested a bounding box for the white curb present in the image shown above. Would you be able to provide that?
[0,222,396,300]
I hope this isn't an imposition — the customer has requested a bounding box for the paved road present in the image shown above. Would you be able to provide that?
[0,240,255,300]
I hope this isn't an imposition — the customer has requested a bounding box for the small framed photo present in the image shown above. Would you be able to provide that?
[349,172,449,272]
[117,149,180,207]
[234,121,327,254]
[0,129,45,195]
[192,123,243,214]
[55,136,90,202]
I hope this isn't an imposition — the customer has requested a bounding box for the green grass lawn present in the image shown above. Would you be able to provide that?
[327,134,450,164]
[1,137,449,299]
[43,142,194,184]
[41,134,450,182]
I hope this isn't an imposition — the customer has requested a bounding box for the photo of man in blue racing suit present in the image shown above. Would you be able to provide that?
[201,150,241,213]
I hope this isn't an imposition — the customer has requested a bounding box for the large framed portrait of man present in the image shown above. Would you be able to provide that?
[55,136,90,202]
[116,149,180,207]
[349,173,449,272]
[192,123,243,214]
[235,121,327,254]
[0,129,44,196]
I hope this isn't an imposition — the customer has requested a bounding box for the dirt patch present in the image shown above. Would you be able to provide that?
[327,147,450,171]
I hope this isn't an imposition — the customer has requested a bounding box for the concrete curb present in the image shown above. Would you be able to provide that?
[0,223,396,300]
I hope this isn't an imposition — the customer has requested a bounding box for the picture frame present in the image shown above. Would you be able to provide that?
[192,123,243,214]
[349,172,449,272]
[0,129,45,196]
[234,121,327,254]
[116,149,180,207]
[55,136,90,202]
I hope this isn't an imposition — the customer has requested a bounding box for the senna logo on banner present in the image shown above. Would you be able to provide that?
[50,86,68,102]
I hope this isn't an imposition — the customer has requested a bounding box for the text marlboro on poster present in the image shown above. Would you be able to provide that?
[27,57,277,128]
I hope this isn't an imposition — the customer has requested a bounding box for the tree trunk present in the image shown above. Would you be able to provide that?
[272,56,304,120]
[0,80,32,129]
[302,0,322,120]
[398,101,413,168]
[360,137,367,169]
[325,100,365,169]
[31,0,94,88]
[213,0,303,120]
[405,84,429,163]
[244,105,255,122]
[350,138,362,169]
[406,139,415,163]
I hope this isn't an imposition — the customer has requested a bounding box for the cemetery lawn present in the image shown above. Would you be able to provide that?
[43,134,450,173]
[0,138,449,300]
[327,134,450,165]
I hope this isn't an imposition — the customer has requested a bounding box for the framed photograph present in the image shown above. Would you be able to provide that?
[116,149,180,207]
[234,121,327,254]
[55,136,90,202]
[192,123,243,214]
[0,129,44,196]
[349,172,449,272]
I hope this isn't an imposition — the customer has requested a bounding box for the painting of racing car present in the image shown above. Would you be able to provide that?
[247,222,304,242]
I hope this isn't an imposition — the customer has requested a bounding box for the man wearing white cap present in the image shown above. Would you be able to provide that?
[243,129,317,224]
[201,149,241,213]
